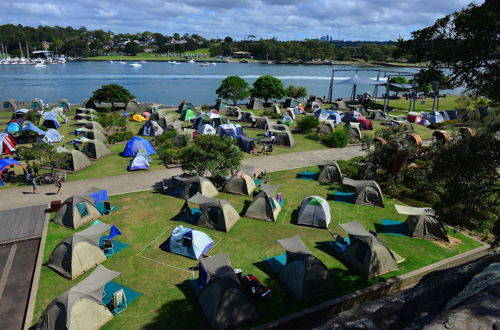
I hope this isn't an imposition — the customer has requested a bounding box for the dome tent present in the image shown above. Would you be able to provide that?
[244,184,282,222]
[223,172,256,196]
[36,265,119,330]
[297,196,331,229]
[160,225,214,260]
[162,174,218,199]
[339,221,399,278]
[342,178,385,208]
[6,121,21,132]
[395,205,449,242]
[318,162,343,183]
[129,150,151,171]
[138,120,164,137]
[197,253,259,329]
[276,235,335,301]
[186,193,241,232]
[59,150,92,173]
[20,122,46,135]
[247,98,264,110]
[47,222,112,279]
[43,129,62,143]
[122,136,156,157]
[2,99,18,111]
[81,139,111,160]
[54,195,101,229]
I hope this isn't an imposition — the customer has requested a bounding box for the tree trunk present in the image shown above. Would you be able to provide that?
[111,102,114,111]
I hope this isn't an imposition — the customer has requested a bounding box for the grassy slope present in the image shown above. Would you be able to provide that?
[33,166,482,329]
[374,95,461,112]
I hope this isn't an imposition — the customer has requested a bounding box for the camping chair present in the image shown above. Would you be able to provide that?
[111,289,127,314]
[102,239,114,257]
[104,201,112,213]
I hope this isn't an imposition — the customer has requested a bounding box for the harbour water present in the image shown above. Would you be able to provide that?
[0,61,457,105]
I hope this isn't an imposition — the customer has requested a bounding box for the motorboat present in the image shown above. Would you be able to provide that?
[35,63,47,67]
[130,63,142,67]
[119,61,127,64]
[108,60,114,63]
[211,62,217,66]
[187,59,195,63]
[199,62,209,66]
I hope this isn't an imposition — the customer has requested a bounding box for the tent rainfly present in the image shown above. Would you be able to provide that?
[187,193,241,232]
[244,184,281,222]
[340,221,398,278]
[122,137,156,157]
[254,116,271,130]
[160,225,214,260]
[47,222,112,279]
[163,174,218,199]
[347,122,363,141]
[197,253,259,329]
[268,125,296,147]
[36,265,119,330]
[138,120,164,137]
[395,205,449,242]
[297,196,331,229]
[342,178,385,208]
[81,139,111,160]
[43,129,62,143]
[318,120,336,135]
[54,195,101,229]
[126,99,144,112]
[59,150,92,173]
[2,99,18,111]
[318,162,343,183]
[223,172,256,196]
[129,150,151,171]
[247,98,264,110]
[0,133,16,155]
[277,235,335,301]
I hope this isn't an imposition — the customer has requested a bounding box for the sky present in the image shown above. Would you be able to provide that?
[0,0,481,41]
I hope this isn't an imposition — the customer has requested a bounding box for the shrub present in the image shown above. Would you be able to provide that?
[305,131,320,141]
[261,110,281,119]
[97,113,127,129]
[321,127,349,148]
[338,158,363,179]
[109,131,133,143]
[201,104,211,112]
[296,115,319,132]
[26,110,37,123]
[158,145,181,164]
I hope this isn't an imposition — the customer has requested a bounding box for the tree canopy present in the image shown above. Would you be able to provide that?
[216,76,250,105]
[20,143,67,173]
[179,135,243,179]
[251,75,286,103]
[389,76,408,96]
[90,84,135,110]
[398,0,500,102]
[286,85,308,99]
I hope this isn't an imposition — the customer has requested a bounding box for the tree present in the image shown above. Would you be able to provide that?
[286,85,308,99]
[20,143,67,173]
[428,112,500,240]
[216,76,250,105]
[389,76,408,97]
[90,84,135,110]
[296,115,319,132]
[179,135,243,180]
[398,0,500,103]
[251,75,286,103]
[124,41,142,56]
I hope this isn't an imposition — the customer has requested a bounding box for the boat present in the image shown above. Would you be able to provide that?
[35,63,46,67]
[130,63,142,67]
[140,60,147,63]
[108,60,114,63]
[199,62,209,66]
[119,61,126,64]
[211,62,217,66]
[168,61,180,65]
[187,59,195,63]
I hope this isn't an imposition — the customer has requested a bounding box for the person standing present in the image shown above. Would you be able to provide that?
[33,163,39,176]
[55,177,63,194]
[32,176,39,194]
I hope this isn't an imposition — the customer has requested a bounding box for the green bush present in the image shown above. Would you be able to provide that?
[158,145,181,164]
[261,110,281,119]
[97,113,127,129]
[155,130,177,146]
[200,104,211,112]
[321,127,349,148]
[305,131,320,141]
[109,131,133,143]
[338,158,363,178]
[26,110,37,123]
[296,115,319,132]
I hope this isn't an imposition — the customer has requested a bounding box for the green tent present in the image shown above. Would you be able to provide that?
[53,195,101,229]
[181,108,196,121]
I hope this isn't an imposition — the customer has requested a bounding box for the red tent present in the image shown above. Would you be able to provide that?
[0,133,16,155]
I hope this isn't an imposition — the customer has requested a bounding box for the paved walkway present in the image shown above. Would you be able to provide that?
[0,146,363,210]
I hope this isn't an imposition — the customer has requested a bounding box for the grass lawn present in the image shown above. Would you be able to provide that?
[374,95,461,112]
[85,49,214,62]
[33,166,482,329]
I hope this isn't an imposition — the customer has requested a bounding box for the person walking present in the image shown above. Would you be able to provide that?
[32,176,39,194]
[55,177,63,194]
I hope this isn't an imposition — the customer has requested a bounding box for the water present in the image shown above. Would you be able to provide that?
[0,62,457,105]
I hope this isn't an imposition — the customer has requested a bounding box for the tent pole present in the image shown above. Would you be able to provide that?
[327,70,334,102]
[383,75,390,113]
[373,70,380,98]
[436,81,440,111]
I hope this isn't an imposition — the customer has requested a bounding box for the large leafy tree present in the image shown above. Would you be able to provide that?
[286,85,308,99]
[251,75,286,103]
[216,76,250,105]
[398,0,500,102]
[124,41,142,56]
[90,84,135,110]
[20,143,67,173]
[179,135,243,180]
[389,76,408,97]
[428,113,500,240]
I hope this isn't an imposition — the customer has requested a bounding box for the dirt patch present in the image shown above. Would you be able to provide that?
[435,236,462,248]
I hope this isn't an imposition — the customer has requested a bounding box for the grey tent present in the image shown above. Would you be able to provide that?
[76,128,107,143]
[59,150,92,173]
[283,98,299,108]
[318,162,343,183]
[75,113,96,121]
[225,106,240,117]
[248,98,264,110]
[244,184,281,222]
[254,116,271,130]
[2,99,18,111]
[342,178,385,208]
[268,124,296,147]
[37,265,119,330]
[331,101,348,111]
[297,196,331,229]
[81,139,111,160]
[213,99,229,111]
[347,122,363,141]
[126,99,144,112]
[75,120,105,132]
[277,235,335,301]
[198,254,259,329]
[305,101,322,111]
[270,103,282,114]
[223,172,256,197]
[340,221,399,278]
[318,120,336,135]
[188,193,241,232]
[308,95,324,105]
[238,110,256,123]
[57,99,71,112]
[395,205,449,242]
[367,109,386,121]
[393,120,414,133]
[31,98,44,112]
[178,101,195,113]
[54,195,101,229]
[47,222,111,279]
[163,174,218,199]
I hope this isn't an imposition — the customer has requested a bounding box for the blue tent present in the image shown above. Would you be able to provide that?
[0,159,23,186]
[122,137,156,157]
[129,151,151,171]
[43,129,62,142]
[41,114,60,129]
[160,225,214,260]
[216,124,244,138]
[6,122,21,133]
[21,122,46,135]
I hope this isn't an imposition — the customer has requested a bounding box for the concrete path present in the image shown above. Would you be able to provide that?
[0,145,363,210]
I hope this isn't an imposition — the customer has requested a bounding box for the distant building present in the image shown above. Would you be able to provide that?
[232,51,253,59]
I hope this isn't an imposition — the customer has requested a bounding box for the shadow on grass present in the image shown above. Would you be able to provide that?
[289,208,299,225]
[239,200,252,216]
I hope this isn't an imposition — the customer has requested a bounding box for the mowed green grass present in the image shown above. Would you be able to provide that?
[33,166,482,329]
[374,95,461,112]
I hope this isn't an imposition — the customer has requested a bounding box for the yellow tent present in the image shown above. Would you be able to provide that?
[130,114,147,122]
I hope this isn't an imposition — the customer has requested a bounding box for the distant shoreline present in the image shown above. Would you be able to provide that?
[81,57,426,68]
